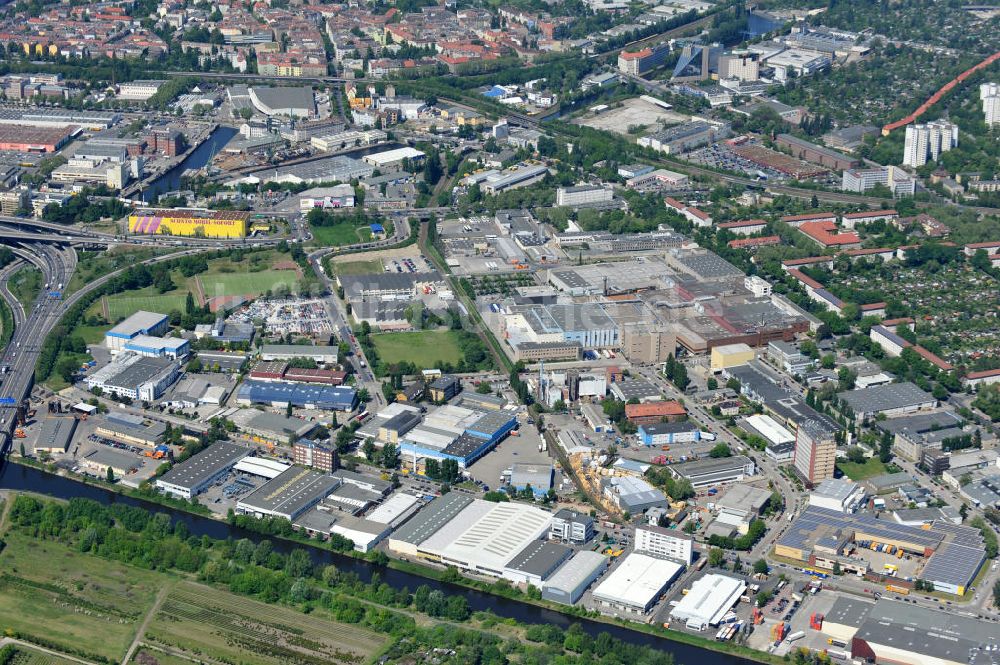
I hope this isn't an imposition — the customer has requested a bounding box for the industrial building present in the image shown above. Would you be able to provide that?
[33,417,77,454]
[712,484,772,535]
[236,467,340,521]
[837,382,937,419]
[825,598,1000,665]
[591,553,683,614]
[808,478,866,513]
[128,209,250,238]
[509,463,554,497]
[502,303,618,351]
[230,410,319,446]
[84,354,180,401]
[637,421,705,446]
[260,344,338,364]
[668,574,747,630]
[123,335,189,360]
[96,412,166,447]
[777,505,987,595]
[668,455,755,488]
[105,311,170,353]
[83,448,141,477]
[399,405,518,468]
[156,441,251,499]
[386,495,552,577]
[624,401,685,425]
[710,343,755,370]
[541,550,608,605]
[502,540,573,588]
[248,85,315,118]
[634,524,694,564]
[236,380,358,411]
[601,476,668,513]
[362,146,425,168]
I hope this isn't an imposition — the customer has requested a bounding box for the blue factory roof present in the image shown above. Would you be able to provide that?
[238,380,357,410]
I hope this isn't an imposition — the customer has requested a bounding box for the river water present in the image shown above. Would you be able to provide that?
[0,462,757,665]
[142,126,239,202]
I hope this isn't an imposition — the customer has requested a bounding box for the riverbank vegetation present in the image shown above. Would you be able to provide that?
[2,494,696,665]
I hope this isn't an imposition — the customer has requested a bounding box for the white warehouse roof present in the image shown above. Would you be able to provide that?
[744,414,794,445]
[669,573,746,626]
[591,553,683,611]
[234,457,291,479]
[363,147,425,167]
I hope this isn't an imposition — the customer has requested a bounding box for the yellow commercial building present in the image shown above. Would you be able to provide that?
[710,343,755,371]
[128,209,250,238]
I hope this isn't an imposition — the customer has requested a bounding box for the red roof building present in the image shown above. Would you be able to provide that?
[728,235,781,249]
[798,221,862,248]
[625,401,687,425]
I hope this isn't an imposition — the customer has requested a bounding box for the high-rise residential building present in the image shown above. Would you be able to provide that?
[902,120,958,167]
[793,420,837,486]
[982,84,1000,127]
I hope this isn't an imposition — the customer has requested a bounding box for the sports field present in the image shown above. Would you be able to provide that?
[144,581,385,665]
[373,330,465,368]
[105,292,189,321]
[0,532,163,662]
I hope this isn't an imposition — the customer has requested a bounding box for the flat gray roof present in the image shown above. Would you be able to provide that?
[35,417,77,451]
[855,599,1000,661]
[105,356,174,389]
[837,381,935,414]
[238,467,339,519]
[543,549,607,593]
[158,441,250,490]
[505,540,572,577]
[390,492,473,546]
[824,596,874,628]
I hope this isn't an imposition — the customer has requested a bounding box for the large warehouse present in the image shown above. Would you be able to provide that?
[541,550,608,605]
[84,354,180,401]
[236,380,358,411]
[104,311,170,353]
[387,494,553,578]
[591,552,683,614]
[669,573,746,630]
[128,209,251,238]
[398,404,518,468]
[236,467,340,521]
[777,505,987,595]
[668,455,756,488]
[822,598,1000,665]
[156,441,250,499]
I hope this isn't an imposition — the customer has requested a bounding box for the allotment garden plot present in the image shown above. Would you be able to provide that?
[142,581,385,665]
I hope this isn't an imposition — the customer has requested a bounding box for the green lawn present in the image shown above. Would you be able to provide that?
[373,330,465,368]
[0,532,164,662]
[837,457,889,480]
[333,259,384,275]
[199,269,298,299]
[73,324,110,346]
[311,223,369,247]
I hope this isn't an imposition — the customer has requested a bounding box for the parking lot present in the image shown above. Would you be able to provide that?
[688,143,788,181]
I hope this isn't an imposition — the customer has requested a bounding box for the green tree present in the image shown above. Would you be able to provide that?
[708,547,725,568]
[753,559,769,575]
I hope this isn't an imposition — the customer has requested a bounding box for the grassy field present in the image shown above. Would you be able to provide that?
[836,458,889,480]
[198,269,298,299]
[9,265,43,307]
[333,259,384,275]
[144,581,385,665]
[0,532,163,662]
[73,324,110,346]
[373,330,465,368]
[311,224,369,247]
[66,247,171,297]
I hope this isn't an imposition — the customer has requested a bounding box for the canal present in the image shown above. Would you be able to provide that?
[142,125,239,202]
[0,462,758,665]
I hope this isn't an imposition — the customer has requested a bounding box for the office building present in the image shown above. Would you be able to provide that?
[555,184,613,208]
[292,439,338,472]
[618,43,670,76]
[635,524,694,564]
[549,509,595,544]
[719,52,760,81]
[903,120,958,167]
[620,323,676,364]
[842,165,915,196]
